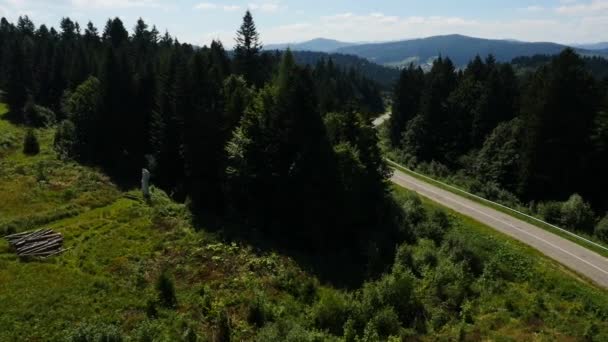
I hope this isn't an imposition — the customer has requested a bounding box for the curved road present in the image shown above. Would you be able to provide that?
[376,113,608,288]
[391,164,608,288]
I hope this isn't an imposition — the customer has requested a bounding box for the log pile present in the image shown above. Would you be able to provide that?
[4,229,66,258]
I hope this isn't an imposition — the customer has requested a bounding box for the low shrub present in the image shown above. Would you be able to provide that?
[156,272,177,309]
[595,214,608,243]
[215,310,231,342]
[414,209,451,244]
[67,323,123,342]
[311,290,350,335]
[560,194,596,233]
[247,295,270,328]
[371,306,402,339]
[23,101,56,127]
[537,194,596,233]
[54,120,77,159]
[23,129,40,155]
[255,320,330,342]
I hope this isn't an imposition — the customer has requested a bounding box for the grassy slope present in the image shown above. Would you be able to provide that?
[393,184,608,340]
[0,105,313,340]
[1,104,607,340]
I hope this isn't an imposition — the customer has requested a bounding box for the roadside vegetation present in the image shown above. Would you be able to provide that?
[3,103,608,340]
[386,51,608,245]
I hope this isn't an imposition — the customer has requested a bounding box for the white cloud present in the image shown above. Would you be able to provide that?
[556,0,608,15]
[236,12,596,47]
[193,2,241,12]
[70,0,167,9]
[194,2,217,10]
[223,5,241,11]
[519,5,545,12]
[248,1,284,13]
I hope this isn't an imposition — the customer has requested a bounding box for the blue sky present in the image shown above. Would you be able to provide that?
[0,0,606,46]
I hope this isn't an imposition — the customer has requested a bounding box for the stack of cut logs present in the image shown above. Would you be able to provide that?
[4,229,65,258]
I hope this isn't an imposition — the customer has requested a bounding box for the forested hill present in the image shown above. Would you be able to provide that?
[265,37,357,52]
[335,34,607,68]
[388,50,608,243]
[513,54,608,80]
[290,50,399,89]
[0,12,390,251]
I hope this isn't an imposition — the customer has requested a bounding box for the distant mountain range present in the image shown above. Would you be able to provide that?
[265,34,608,69]
[572,42,608,51]
[265,38,358,53]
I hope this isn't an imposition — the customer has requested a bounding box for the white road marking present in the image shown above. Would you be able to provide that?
[393,172,608,277]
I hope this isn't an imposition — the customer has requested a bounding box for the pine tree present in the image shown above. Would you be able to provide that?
[222,75,252,134]
[390,64,424,147]
[407,57,457,163]
[102,18,129,47]
[17,16,35,36]
[519,49,600,200]
[63,76,102,160]
[234,11,262,86]
[23,129,40,155]
[226,50,337,244]
[60,17,77,41]
[6,39,29,119]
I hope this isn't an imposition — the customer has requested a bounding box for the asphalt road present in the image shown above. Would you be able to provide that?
[374,113,608,288]
[391,169,608,288]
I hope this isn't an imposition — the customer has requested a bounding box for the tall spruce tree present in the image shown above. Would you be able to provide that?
[63,76,102,161]
[519,49,599,200]
[226,50,337,244]
[234,11,262,86]
[390,64,424,147]
[6,39,29,119]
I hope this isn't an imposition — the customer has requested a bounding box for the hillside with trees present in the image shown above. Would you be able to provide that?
[1,11,608,341]
[336,34,608,68]
[387,50,608,244]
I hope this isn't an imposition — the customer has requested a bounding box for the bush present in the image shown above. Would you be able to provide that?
[538,201,562,224]
[411,239,438,273]
[400,193,426,227]
[255,320,329,342]
[247,295,270,328]
[54,120,77,158]
[311,290,350,335]
[23,100,56,127]
[560,194,596,233]
[596,214,608,242]
[23,129,40,155]
[67,323,123,342]
[371,306,402,339]
[417,160,451,179]
[538,194,596,233]
[215,310,231,342]
[415,209,451,243]
[156,272,177,309]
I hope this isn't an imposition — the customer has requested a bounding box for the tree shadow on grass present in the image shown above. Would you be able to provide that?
[191,206,402,290]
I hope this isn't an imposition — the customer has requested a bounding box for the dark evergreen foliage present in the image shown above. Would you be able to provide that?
[23,129,40,155]
[234,10,262,86]
[390,65,424,147]
[390,48,608,216]
[0,13,389,253]
[156,272,177,309]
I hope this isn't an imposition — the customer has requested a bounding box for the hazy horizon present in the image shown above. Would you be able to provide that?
[1,0,607,48]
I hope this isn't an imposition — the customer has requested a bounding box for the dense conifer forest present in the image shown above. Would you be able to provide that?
[2,10,608,341]
[0,13,390,254]
[388,51,608,242]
